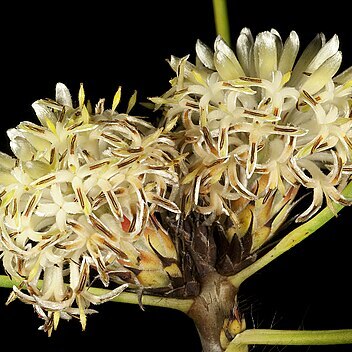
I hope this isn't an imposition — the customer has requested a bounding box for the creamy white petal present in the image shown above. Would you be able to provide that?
[296,186,323,222]
[196,39,215,70]
[56,209,67,232]
[306,34,339,73]
[56,82,73,107]
[36,203,60,217]
[32,100,57,126]
[50,184,64,206]
[236,27,254,75]
[253,31,278,80]
[23,161,51,179]
[10,137,35,161]
[62,202,82,214]
[6,127,23,141]
[302,51,342,94]
[278,31,300,74]
[167,55,196,79]
[270,28,283,60]
[82,283,128,305]
[0,152,16,170]
[0,171,16,185]
[333,66,352,84]
[214,35,245,79]
[290,33,325,86]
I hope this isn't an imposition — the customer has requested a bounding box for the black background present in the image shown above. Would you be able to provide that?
[0,1,351,351]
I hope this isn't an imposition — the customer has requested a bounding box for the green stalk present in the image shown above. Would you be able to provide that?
[212,0,231,44]
[229,181,352,287]
[226,329,352,350]
[88,286,194,313]
[0,275,194,314]
[0,275,22,289]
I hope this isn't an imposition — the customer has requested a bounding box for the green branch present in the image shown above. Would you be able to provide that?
[226,329,352,350]
[229,181,352,287]
[212,0,231,44]
[0,275,194,314]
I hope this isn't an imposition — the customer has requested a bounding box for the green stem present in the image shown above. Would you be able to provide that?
[0,275,194,314]
[212,0,231,44]
[229,181,352,287]
[0,275,21,289]
[226,329,352,350]
[89,286,194,313]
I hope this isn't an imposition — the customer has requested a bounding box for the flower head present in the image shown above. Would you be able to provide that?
[0,83,182,333]
[152,28,352,253]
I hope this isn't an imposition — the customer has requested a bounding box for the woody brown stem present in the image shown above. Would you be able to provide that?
[188,271,238,352]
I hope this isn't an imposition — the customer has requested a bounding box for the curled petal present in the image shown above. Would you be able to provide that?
[83,283,129,305]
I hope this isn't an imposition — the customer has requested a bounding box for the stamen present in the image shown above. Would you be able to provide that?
[344,135,352,150]
[101,132,121,143]
[311,135,323,153]
[88,214,114,239]
[35,175,56,186]
[102,239,128,259]
[239,76,262,83]
[67,121,84,131]
[127,147,144,153]
[202,126,218,156]
[70,135,77,155]
[49,147,56,165]
[59,150,68,163]
[24,193,39,217]
[243,109,268,118]
[302,90,317,106]
[219,128,226,151]
[106,190,122,218]
[89,161,110,170]
[185,101,199,109]
[22,123,46,133]
[273,126,299,133]
[114,156,139,168]
[11,198,17,217]
[58,106,66,123]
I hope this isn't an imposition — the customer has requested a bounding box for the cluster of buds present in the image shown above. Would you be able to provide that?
[0,28,351,333]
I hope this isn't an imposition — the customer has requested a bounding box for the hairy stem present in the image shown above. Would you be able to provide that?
[229,181,352,287]
[226,329,352,350]
[212,0,230,44]
[0,275,194,313]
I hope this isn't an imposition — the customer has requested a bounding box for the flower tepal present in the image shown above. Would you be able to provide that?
[153,28,352,253]
[0,83,182,334]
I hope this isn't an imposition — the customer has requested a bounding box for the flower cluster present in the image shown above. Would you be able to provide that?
[152,28,352,251]
[0,84,182,334]
[0,28,351,334]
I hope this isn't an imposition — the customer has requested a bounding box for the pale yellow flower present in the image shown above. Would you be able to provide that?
[0,83,182,334]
